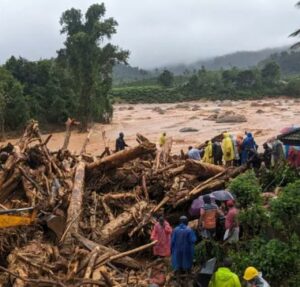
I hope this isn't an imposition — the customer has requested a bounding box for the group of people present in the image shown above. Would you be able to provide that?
[188,132,259,167]
[150,213,269,287]
[188,131,287,170]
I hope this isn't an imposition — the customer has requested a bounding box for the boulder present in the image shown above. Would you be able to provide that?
[152,107,165,114]
[216,111,247,123]
[179,127,199,133]
[218,100,233,107]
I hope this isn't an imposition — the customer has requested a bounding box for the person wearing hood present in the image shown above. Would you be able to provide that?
[171,216,196,274]
[243,267,270,287]
[230,134,240,166]
[115,132,128,152]
[159,132,167,148]
[209,258,241,287]
[151,215,172,257]
[203,141,214,164]
[222,133,235,166]
[241,133,257,164]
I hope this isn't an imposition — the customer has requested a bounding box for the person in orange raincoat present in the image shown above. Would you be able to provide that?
[222,133,235,166]
[151,215,173,257]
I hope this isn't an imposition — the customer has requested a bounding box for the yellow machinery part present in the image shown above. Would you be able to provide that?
[0,209,36,228]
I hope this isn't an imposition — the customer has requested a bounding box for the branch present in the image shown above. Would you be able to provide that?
[0,265,67,287]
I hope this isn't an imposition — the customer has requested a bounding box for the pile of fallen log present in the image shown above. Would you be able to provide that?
[0,120,246,286]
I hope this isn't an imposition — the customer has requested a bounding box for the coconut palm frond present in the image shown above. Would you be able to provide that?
[289,29,300,37]
[290,41,300,49]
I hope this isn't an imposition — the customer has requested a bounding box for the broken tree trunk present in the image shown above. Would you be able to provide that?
[62,118,79,152]
[80,128,93,155]
[73,233,140,269]
[174,165,247,207]
[99,201,148,245]
[86,136,156,171]
[96,241,158,268]
[184,159,225,178]
[64,161,85,244]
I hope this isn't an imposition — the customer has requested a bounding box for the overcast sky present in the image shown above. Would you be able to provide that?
[0,0,299,68]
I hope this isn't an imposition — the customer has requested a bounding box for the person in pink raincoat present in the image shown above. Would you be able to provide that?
[151,215,172,257]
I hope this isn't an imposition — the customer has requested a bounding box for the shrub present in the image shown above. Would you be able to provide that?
[228,170,262,208]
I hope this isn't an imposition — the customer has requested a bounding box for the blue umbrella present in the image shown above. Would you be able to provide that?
[211,190,234,201]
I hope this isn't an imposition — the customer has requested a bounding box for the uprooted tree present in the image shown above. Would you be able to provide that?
[58,3,129,131]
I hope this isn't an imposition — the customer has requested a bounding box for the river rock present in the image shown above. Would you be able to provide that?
[216,111,247,123]
[179,127,199,132]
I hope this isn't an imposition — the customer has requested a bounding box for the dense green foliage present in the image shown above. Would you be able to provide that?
[157,69,174,87]
[58,3,128,130]
[0,3,127,134]
[111,61,300,104]
[200,170,300,287]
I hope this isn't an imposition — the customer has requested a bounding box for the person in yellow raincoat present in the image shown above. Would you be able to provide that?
[159,132,167,147]
[222,133,235,166]
[203,141,214,164]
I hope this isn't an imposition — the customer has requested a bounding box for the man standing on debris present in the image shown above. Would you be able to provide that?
[224,200,239,243]
[188,146,202,161]
[159,132,167,148]
[262,143,272,169]
[151,215,172,258]
[171,216,196,278]
[209,258,241,287]
[212,141,223,165]
[222,133,235,166]
[241,133,257,164]
[115,132,128,152]
[203,141,214,164]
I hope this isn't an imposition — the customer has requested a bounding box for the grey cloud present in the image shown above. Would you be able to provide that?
[0,0,299,68]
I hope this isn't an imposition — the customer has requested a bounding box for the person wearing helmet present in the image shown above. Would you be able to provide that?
[115,132,128,152]
[171,216,196,276]
[209,258,241,287]
[224,200,239,243]
[243,267,270,287]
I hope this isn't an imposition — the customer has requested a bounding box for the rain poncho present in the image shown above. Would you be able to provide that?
[159,134,166,147]
[272,139,285,166]
[230,135,240,161]
[171,223,196,271]
[203,141,214,164]
[241,133,257,164]
[246,273,270,287]
[222,133,235,162]
[209,267,241,287]
[150,220,172,257]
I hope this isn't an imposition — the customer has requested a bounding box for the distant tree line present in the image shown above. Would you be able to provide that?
[112,61,300,104]
[0,3,128,138]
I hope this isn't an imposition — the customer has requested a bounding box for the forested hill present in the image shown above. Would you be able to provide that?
[113,46,286,83]
[259,50,300,75]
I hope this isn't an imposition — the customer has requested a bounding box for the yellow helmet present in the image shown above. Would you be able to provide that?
[243,266,259,281]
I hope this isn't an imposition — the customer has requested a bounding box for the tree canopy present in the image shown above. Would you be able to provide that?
[58,3,128,130]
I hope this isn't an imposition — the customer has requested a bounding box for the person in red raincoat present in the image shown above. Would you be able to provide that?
[151,215,172,257]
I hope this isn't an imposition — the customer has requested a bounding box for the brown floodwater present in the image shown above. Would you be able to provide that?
[4,98,300,154]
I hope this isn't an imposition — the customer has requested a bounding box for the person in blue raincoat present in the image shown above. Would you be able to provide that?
[241,133,257,164]
[171,215,197,277]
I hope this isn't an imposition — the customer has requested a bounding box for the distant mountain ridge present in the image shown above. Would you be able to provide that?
[113,46,287,83]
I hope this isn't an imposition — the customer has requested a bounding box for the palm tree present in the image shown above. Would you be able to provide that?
[290,2,300,48]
